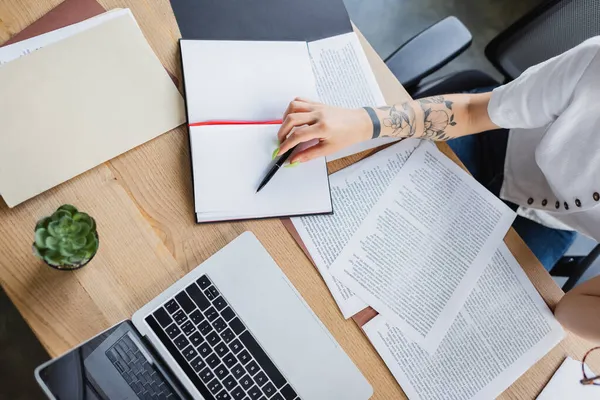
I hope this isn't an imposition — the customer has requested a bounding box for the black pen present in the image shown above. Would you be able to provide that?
[256,145,299,193]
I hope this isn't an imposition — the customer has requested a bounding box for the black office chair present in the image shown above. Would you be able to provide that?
[384,0,600,291]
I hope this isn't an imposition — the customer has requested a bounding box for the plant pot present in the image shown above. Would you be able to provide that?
[42,235,99,271]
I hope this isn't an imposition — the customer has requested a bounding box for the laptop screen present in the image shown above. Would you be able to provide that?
[35,321,183,400]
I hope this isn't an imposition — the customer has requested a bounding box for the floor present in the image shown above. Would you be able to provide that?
[0,0,545,398]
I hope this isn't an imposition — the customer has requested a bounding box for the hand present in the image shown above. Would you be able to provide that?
[276,98,373,163]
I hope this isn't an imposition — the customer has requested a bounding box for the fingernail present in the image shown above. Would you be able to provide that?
[285,161,300,168]
[272,147,280,160]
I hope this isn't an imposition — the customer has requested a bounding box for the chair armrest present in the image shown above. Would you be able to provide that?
[385,16,472,90]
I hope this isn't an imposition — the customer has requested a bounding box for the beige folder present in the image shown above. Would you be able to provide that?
[0,14,185,207]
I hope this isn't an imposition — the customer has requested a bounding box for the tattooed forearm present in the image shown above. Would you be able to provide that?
[379,102,416,138]
[418,96,456,140]
[376,95,458,141]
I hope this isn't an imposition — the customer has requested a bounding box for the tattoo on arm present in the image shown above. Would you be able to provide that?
[418,96,456,140]
[378,95,456,140]
[379,102,416,138]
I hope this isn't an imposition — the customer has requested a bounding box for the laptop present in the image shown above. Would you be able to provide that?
[35,232,373,400]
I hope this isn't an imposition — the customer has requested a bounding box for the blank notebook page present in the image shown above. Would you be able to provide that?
[180,39,332,221]
[191,125,330,222]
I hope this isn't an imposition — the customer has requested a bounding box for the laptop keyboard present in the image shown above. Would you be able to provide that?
[145,275,301,400]
[106,333,177,399]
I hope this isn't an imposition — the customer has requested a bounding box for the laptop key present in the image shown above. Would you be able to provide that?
[237,349,251,365]
[207,378,223,394]
[190,356,207,372]
[222,374,237,390]
[199,367,215,383]
[165,324,181,339]
[190,310,204,325]
[173,310,187,325]
[199,320,213,336]
[253,371,268,387]
[175,291,196,314]
[231,386,246,400]
[181,321,195,336]
[214,363,228,380]
[207,331,221,346]
[198,342,212,358]
[186,284,210,310]
[231,363,245,379]
[229,317,246,335]
[205,306,219,321]
[213,317,227,333]
[205,286,219,300]
[216,389,232,400]
[220,328,235,344]
[197,275,212,290]
[206,353,220,368]
[220,306,235,322]
[246,385,262,400]
[182,346,198,361]
[213,296,228,311]
[189,332,204,347]
[222,352,237,368]
[280,384,297,400]
[215,341,229,357]
[271,395,283,400]
[229,339,243,354]
[153,308,173,327]
[261,382,276,397]
[245,360,259,376]
[240,331,287,388]
[239,374,253,390]
[165,299,180,314]
[173,335,189,350]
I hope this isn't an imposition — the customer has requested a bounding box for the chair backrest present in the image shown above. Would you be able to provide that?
[486,0,600,81]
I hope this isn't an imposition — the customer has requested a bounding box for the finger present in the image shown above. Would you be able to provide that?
[282,99,314,120]
[290,142,332,163]
[279,124,323,155]
[293,97,320,105]
[276,112,318,144]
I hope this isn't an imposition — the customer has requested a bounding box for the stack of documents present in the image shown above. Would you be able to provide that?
[290,140,565,399]
[0,8,185,207]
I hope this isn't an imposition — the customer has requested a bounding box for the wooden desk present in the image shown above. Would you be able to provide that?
[0,1,598,398]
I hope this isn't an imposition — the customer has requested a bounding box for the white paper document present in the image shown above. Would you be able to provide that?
[537,357,598,400]
[307,32,398,160]
[292,139,421,317]
[180,40,331,222]
[0,9,131,65]
[330,142,516,350]
[364,243,565,400]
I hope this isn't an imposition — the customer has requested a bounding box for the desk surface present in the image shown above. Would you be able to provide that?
[0,1,598,399]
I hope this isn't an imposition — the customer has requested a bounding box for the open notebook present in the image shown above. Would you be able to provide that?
[180,40,332,223]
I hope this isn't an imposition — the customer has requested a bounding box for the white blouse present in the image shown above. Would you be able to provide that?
[487,36,600,240]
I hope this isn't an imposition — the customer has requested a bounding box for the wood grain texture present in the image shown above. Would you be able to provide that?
[0,1,598,399]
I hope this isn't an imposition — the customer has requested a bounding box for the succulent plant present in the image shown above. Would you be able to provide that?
[33,204,99,270]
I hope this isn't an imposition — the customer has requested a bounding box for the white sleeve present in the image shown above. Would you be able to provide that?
[487,37,600,129]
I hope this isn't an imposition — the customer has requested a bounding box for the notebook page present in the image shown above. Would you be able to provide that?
[363,243,565,400]
[180,40,317,122]
[307,32,398,160]
[191,125,331,221]
[291,139,420,318]
[329,141,516,351]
